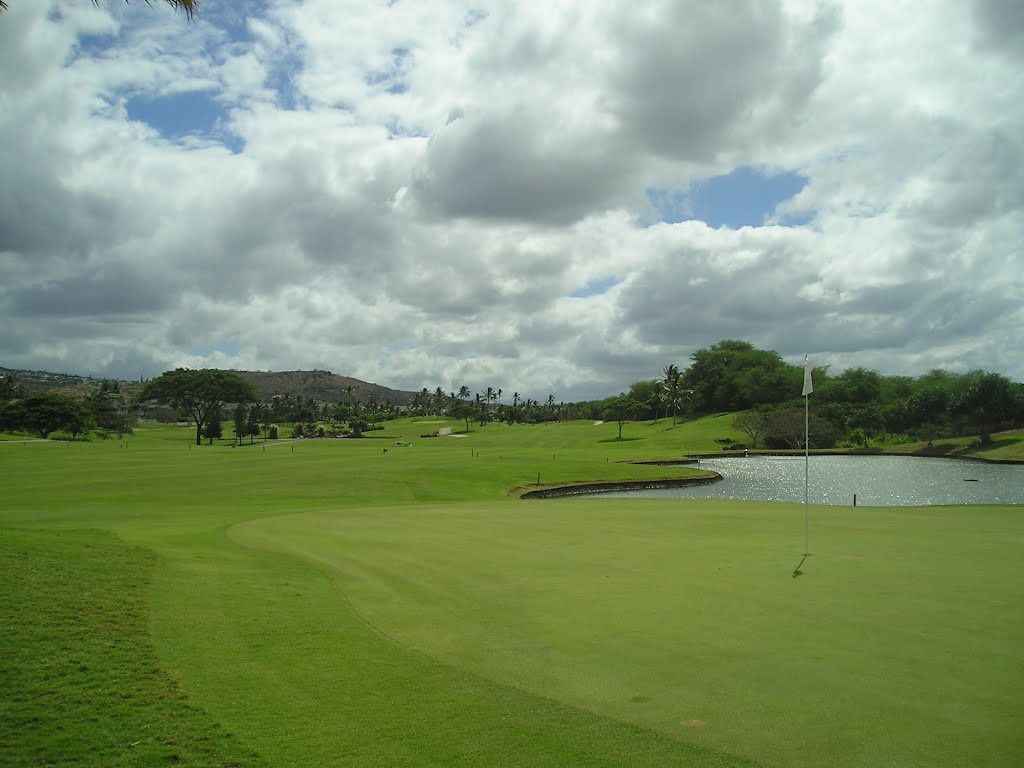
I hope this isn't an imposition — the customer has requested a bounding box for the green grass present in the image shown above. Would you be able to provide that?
[0,527,261,767]
[1,415,1022,767]
[233,500,1024,768]
[881,429,1024,463]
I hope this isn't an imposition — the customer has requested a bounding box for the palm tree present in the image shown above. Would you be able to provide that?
[662,364,691,426]
[2,1,199,17]
[458,385,470,401]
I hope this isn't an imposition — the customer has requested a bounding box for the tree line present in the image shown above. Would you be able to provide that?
[0,378,138,440]
[586,340,1024,448]
[2,342,1022,448]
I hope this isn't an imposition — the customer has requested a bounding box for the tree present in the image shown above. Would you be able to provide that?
[449,402,476,433]
[348,414,369,437]
[137,368,258,445]
[661,364,692,425]
[413,388,430,416]
[332,403,352,428]
[86,381,137,439]
[601,396,645,439]
[908,385,951,425]
[954,371,1017,444]
[1,392,92,439]
[683,340,798,412]
[764,408,835,449]
[1,0,198,17]
[627,379,662,420]
[232,403,248,445]
[202,407,223,445]
[246,401,263,443]
[0,372,22,401]
[818,367,883,406]
[732,407,771,448]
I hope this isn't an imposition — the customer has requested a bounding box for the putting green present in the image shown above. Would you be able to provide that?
[229,499,1024,768]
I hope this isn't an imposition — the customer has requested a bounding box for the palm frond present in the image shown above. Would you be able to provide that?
[2,1,198,19]
[94,1,199,21]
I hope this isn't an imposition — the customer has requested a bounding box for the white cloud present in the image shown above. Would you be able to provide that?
[0,0,1021,400]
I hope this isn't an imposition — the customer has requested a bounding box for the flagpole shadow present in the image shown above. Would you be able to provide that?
[792,554,809,578]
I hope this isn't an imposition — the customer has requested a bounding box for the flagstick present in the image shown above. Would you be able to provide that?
[804,389,809,556]
[801,354,813,559]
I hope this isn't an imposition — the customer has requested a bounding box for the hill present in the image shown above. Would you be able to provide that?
[0,366,125,398]
[0,366,415,405]
[232,369,415,405]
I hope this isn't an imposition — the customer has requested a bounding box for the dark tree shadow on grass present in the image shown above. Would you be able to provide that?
[912,443,957,457]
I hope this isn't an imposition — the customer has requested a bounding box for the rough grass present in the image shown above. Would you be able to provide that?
[0,527,262,767]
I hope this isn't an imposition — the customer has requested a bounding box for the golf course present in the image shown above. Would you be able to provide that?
[2,416,1022,767]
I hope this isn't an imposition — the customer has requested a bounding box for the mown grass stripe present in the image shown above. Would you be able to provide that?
[0,528,263,767]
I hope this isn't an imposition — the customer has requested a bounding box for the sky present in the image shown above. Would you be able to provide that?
[1,0,1022,402]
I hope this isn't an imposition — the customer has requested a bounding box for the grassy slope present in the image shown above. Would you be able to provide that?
[880,429,1024,463]
[1,416,1022,767]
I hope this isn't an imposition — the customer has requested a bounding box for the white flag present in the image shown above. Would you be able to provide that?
[802,355,814,397]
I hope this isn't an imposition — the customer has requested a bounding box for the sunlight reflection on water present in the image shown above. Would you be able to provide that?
[597,455,1024,506]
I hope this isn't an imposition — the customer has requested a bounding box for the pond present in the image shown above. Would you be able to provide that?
[596,455,1024,506]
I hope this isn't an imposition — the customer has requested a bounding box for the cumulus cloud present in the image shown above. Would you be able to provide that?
[0,0,1021,400]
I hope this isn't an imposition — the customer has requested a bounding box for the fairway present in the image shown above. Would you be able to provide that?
[2,420,1023,767]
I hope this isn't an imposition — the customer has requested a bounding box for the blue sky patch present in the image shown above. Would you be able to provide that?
[647,166,809,229]
[366,47,412,95]
[203,3,266,45]
[265,49,305,111]
[386,118,426,140]
[571,277,621,298]
[189,340,241,359]
[645,187,690,225]
[126,89,244,152]
[127,90,223,138]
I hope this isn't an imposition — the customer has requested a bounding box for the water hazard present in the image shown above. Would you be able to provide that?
[596,455,1024,506]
